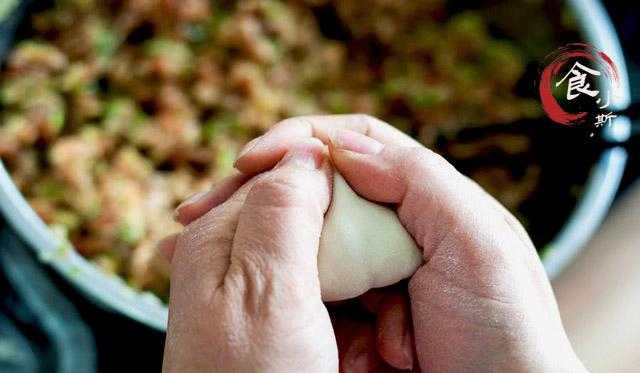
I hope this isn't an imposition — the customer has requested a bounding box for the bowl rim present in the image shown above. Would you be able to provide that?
[541,0,631,277]
[0,0,631,331]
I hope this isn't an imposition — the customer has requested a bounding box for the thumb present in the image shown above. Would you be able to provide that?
[328,128,500,259]
[328,128,537,258]
[328,128,544,290]
[228,140,332,299]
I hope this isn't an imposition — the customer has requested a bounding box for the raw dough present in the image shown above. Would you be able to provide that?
[318,172,423,301]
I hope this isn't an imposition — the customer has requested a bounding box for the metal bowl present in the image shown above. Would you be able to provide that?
[0,0,631,331]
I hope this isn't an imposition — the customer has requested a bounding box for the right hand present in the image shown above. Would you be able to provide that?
[174,114,585,373]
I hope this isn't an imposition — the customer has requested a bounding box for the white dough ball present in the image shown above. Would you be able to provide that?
[318,172,423,301]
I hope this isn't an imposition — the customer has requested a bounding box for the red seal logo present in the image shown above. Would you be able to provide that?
[539,43,620,129]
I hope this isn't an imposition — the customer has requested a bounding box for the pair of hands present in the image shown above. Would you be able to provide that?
[159,115,584,372]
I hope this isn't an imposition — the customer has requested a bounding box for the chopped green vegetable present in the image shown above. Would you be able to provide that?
[34,179,66,202]
[118,221,144,245]
[92,24,119,59]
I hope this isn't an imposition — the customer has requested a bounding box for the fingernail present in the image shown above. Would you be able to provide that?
[234,137,261,164]
[173,191,208,220]
[349,352,371,373]
[329,129,384,154]
[278,148,321,170]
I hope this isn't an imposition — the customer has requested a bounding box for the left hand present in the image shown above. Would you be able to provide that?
[161,139,338,372]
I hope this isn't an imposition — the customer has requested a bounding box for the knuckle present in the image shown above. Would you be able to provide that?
[180,207,237,248]
[247,171,309,209]
[274,116,312,131]
[400,146,452,177]
[273,116,297,128]
[353,113,382,133]
[353,113,378,124]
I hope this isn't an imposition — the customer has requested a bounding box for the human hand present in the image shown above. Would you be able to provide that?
[166,172,417,371]
[160,140,339,372]
[221,114,585,372]
[168,115,421,371]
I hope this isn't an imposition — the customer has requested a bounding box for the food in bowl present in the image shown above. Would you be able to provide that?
[0,0,576,300]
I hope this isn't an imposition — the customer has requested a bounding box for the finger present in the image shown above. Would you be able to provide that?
[234,114,420,175]
[328,128,543,275]
[164,176,265,372]
[170,174,260,292]
[376,294,414,371]
[226,139,331,300]
[174,171,251,225]
[328,128,507,259]
[157,233,179,262]
[334,319,380,373]
[360,289,416,370]
[342,329,379,373]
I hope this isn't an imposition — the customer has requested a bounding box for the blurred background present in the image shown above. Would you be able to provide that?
[0,0,639,372]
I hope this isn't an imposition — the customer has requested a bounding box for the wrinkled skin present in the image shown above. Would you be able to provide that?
[162,115,585,372]
[162,140,338,372]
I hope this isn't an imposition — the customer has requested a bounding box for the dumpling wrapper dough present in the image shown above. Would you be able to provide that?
[318,172,423,302]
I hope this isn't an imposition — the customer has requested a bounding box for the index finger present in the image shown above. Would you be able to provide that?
[234,114,420,175]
